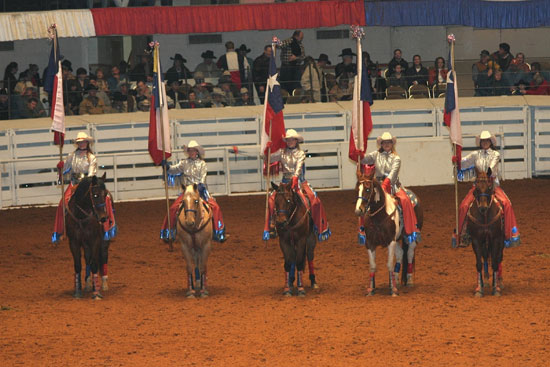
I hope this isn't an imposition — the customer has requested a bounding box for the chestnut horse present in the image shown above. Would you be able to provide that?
[355,169,423,296]
[66,174,109,299]
[176,184,213,298]
[466,168,505,297]
[272,182,317,297]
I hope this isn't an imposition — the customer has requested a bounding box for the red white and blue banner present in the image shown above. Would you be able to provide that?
[443,39,463,165]
[44,26,65,147]
[148,43,171,166]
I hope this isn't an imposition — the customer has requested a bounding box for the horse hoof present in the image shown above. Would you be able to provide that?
[200,291,209,298]
[101,281,108,292]
[391,289,399,297]
[73,291,83,299]
[283,289,292,297]
[297,288,306,297]
[474,291,483,298]
[92,293,103,300]
[186,293,196,299]
[85,277,92,292]
[493,288,502,297]
[366,288,375,297]
[311,283,319,289]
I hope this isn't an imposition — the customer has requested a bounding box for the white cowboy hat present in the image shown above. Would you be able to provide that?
[283,129,304,143]
[185,140,205,158]
[476,130,497,147]
[376,132,396,148]
[74,131,93,143]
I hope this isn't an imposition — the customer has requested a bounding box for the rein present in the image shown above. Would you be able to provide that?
[358,180,396,218]
[178,200,212,235]
[66,181,105,226]
[467,190,503,228]
[276,190,310,232]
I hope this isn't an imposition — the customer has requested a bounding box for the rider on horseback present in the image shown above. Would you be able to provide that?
[453,130,520,248]
[358,132,420,245]
[52,131,117,244]
[263,129,331,242]
[160,140,226,243]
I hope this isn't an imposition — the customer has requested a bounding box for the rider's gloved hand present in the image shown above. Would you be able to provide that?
[56,161,64,170]
[291,176,299,189]
[381,178,391,194]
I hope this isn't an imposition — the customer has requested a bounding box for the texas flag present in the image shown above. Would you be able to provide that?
[148,43,171,166]
[349,42,373,162]
[44,31,65,146]
[443,48,462,166]
[260,44,286,160]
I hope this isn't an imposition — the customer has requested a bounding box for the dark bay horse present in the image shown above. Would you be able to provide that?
[355,168,423,296]
[272,182,317,297]
[176,184,213,298]
[466,168,504,297]
[66,174,109,299]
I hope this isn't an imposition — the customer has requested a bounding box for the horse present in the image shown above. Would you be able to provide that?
[272,182,317,297]
[355,168,423,296]
[66,174,109,299]
[465,168,505,297]
[176,184,213,298]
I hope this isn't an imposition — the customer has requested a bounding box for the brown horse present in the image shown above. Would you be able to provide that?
[176,184,213,298]
[272,182,317,297]
[466,168,504,297]
[66,174,109,299]
[355,168,423,296]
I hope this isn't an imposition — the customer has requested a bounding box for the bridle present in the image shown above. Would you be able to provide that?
[357,179,389,217]
[275,187,309,230]
[468,178,502,227]
[178,193,211,235]
[66,180,108,225]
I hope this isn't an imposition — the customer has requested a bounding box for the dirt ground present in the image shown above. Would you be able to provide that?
[1,179,550,366]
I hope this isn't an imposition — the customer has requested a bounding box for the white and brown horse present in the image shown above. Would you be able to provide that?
[176,184,213,298]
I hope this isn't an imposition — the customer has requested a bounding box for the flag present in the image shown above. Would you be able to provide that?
[260,45,286,161]
[443,48,463,167]
[45,32,65,146]
[148,44,171,166]
[349,42,373,162]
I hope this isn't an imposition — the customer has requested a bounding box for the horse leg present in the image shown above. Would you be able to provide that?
[474,242,484,297]
[492,239,503,297]
[296,239,307,297]
[181,243,196,298]
[85,264,92,291]
[498,262,504,290]
[199,241,212,298]
[405,241,416,286]
[100,240,109,291]
[366,248,376,296]
[88,243,102,300]
[307,232,318,289]
[70,241,83,298]
[283,262,292,297]
[388,241,400,297]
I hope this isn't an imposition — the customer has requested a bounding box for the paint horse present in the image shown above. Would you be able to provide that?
[66,174,109,299]
[355,168,423,296]
[176,184,213,298]
[272,182,317,297]
[465,168,505,297]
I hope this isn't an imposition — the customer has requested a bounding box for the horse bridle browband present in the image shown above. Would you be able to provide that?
[66,182,107,225]
[357,179,393,217]
[468,186,503,227]
[276,190,309,231]
[179,198,212,235]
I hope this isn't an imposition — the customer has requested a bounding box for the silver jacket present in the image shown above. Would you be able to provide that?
[168,157,207,187]
[63,150,97,184]
[460,148,500,185]
[361,150,402,190]
[271,147,306,181]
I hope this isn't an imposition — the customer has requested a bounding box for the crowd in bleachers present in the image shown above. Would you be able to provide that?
[0,35,547,121]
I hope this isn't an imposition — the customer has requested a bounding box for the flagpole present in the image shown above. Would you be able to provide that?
[263,43,276,245]
[450,37,459,247]
[155,43,173,252]
[352,25,365,169]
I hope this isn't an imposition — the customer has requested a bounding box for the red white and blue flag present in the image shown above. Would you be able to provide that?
[44,29,65,147]
[148,43,171,166]
[444,48,462,165]
[349,42,373,162]
[260,44,286,159]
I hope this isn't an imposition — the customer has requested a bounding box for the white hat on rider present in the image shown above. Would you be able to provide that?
[376,131,396,148]
[185,140,205,158]
[74,131,93,144]
[283,129,304,143]
[476,130,497,147]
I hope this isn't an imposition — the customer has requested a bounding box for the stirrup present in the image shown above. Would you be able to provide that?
[318,228,331,242]
[262,230,271,241]
[505,235,521,248]
[51,232,62,244]
[458,233,471,248]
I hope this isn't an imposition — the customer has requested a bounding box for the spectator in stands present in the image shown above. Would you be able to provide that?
[3,62,18,95]
[165,53,192,85]
[88,76,111,110]
[514,80,528,95]
[14,71,33,96]
[428,57,448,86]
[279,30,305,94]
[525,62,550,95]
[387,64,408,91]
[193,71,212,106]
[135,80,151,107]
[472,50,500,96]
[235,87,255,106]
[23,64,40,88]
[0,88,10,120]
[79,84,104,115]
[180,91,202,109]
[166,80,186,109]
[509,52,531,86]
[330,75,353,101]
[75,67,89,96]
[237,44,254,98]
[66,80,82,116]
[219,73,236,106]
[491,70,511,96]
[335,48,357,79]
[492,42,513,72]
[405,55,429,87]
[108,66,124,93]
[301,56,322,103]
[210,88,227,108]
[94,69,109,93]
[253,45,272,104]
[217,41,250,91]
[20,97,46,119]
[130,54,152,82]
[388,49,408,76]
[316,53,332,103]
[195,50,221,79]
[61,60,75,81]
[112,82,136,113]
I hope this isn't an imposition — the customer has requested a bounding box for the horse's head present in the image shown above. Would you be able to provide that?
[272,181,297,229]
[474,168,495,215]
[182,183,201,227]
[355,167,381,216]
[89,173,109,223]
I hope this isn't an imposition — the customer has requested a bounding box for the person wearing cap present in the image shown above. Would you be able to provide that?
[453,130,520,248]
[263,129,331,242]
[210,87,227,108]
[79,84,105,115]
[165,53,192,85]
[472,50,500,96]
[358,132,420,246]
[335,48,357,79]
[217,41,250,90]
[235,87,254,106]
[160,140,226,243]
[52,132,116,244]
[253,45,273,104]
[218,71,236,106]
[112,82,136,113]
[195,50,221,79]
[387,49,408,76]
[316,53,331,102]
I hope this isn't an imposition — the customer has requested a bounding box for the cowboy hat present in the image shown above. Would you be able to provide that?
[376,132,396,147]
[201,50,217,59]
[237,44,251,53]
[240,87,249,94]
[339,48,356,57]
[476,130,497,147]
[185,140,205,158]
[212,87,223,96]
[75,131,93,143]
[283,129,304,143]
[170,53,187,63]
[316,53,332,65]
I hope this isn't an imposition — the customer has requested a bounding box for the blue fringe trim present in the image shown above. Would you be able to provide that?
[504,235,521,248]
[318,228,331,242]
[52,232,62,244]
[457,166,475,182]
[262,230,271,241]
[213,227,226,243]
[167,173,182,187]
[405,231,421,244]
[160,229,176,241]
[358,226,366,246]
[103,224,118,241]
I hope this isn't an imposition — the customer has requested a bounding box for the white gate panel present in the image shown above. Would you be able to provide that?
[533,107,550,174]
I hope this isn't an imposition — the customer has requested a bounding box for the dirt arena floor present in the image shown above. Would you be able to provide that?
[1,178,550,366]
